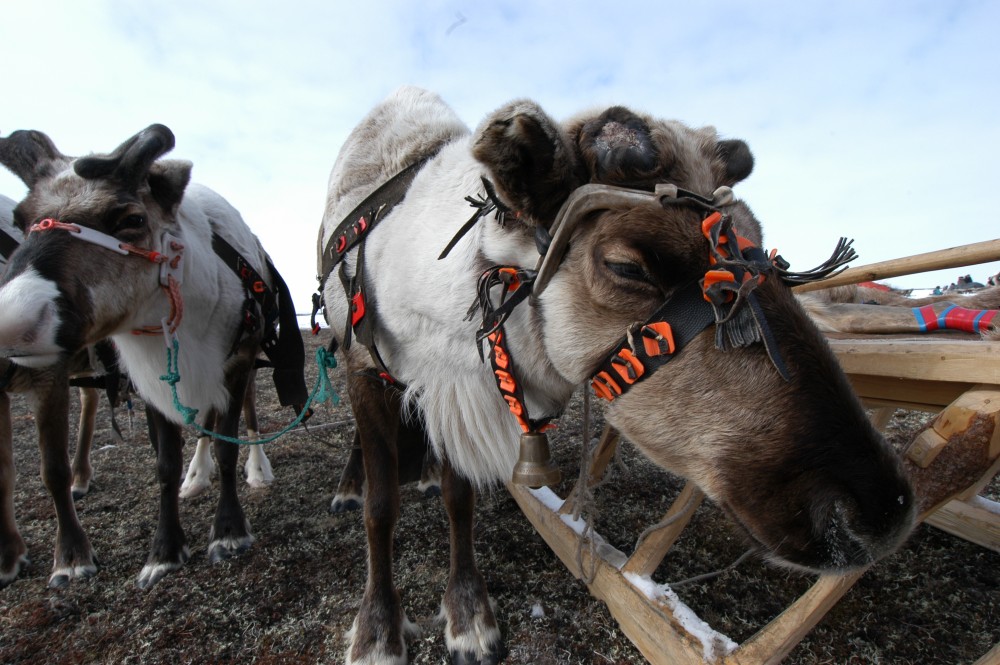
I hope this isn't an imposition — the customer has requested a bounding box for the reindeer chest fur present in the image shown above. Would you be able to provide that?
[323,143,573,486]
[114,185,270,423]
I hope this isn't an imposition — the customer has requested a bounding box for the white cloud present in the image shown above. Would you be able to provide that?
[2,0,998,303]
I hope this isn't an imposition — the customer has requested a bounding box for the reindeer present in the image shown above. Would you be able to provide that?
[0,125,306,589]
[316,87,917,665]
[0,192,127,587]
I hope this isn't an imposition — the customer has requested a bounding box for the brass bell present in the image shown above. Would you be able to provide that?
[512,431,562,488]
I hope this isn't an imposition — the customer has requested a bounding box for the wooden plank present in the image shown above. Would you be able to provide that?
[906,428,950,468]
[727,571,866,665]
[827,338,1000,385]
[793,237,1000,293]
[868,406,895,431]
[924,497,1000,552]
[509,484,715,665]
[623,483,705,578]
[848,374,972,411]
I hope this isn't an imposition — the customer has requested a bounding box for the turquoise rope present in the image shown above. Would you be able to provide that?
[160,337,340,445]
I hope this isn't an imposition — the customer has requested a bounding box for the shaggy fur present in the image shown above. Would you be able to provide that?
[320,87,916,664]
[0,125,290,589]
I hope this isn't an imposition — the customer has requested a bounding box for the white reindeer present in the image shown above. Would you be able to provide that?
[0,125,306,589]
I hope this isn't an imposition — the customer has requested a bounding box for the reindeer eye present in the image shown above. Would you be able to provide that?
[605,261,653,284]
[115,214,146,233]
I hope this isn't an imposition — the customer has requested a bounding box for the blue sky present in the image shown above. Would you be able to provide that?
[2,0,998,306]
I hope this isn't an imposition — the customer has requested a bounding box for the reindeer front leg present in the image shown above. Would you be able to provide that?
[28,367,98,588]
[207,368,254,562]
[439,459,504,665]
[346,379,419,665]
[0,390,28,587]
[137,405,188,589]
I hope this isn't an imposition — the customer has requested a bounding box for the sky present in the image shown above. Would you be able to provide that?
[1,0,998,310]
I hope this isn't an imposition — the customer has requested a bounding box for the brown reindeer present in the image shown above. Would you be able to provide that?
[317,88,916,665]
[0,125,306,589]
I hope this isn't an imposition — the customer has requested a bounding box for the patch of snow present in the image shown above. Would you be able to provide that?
[623,572,738,662]
[527,487,629,569]
[528,486,565,512]
[968,495,1000,516]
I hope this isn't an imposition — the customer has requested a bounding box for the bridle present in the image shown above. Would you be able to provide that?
[466,180,856,418]
[29,218,186,337]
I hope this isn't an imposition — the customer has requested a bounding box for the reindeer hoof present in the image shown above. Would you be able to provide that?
[48,562,98,589]
[179,477,212,499]
[420,483,442,499]
[0,553,29,588]
[136,547,189,590]
[330,495,362,513]
[207,534,254,564]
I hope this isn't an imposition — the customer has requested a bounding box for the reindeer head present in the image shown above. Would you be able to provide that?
[473,102,915,573]
[0,125,191,366]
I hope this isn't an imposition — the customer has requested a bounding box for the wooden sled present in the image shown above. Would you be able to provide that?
[509,238,1000,664]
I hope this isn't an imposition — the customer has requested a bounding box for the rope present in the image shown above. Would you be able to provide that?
[160,338,340,445]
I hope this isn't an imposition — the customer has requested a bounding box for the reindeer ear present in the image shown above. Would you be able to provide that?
[715,139,754,186]
[0,129,68,187]
[147,159,192,214]
[472,100,581,226]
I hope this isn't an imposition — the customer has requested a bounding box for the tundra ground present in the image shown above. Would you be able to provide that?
[0,330,996,664]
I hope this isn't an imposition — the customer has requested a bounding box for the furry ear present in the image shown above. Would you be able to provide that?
[146,159,192,215]
[0,129,69,187]
[715,139,754,186]
[472,100,581,226]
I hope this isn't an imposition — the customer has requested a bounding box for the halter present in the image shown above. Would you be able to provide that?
[461,180,857,416]
[29,216,309,410]
[29,218,185,338]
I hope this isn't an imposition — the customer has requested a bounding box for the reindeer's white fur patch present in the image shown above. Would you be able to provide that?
[112,184,271,425]
[0,268,63,367]
[0,552,29,585]
[344,613,420,665]
[244,444,274,488]
[136,545,190,589]
[322,97,574,486]
[180,436,216,499]
[437,597,501,661]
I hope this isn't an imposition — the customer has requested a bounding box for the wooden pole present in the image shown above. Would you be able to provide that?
[793,238,1000,293]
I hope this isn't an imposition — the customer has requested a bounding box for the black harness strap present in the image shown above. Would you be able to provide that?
[0,227,20,262]
[318,157,431,292]
[0,361,18,391]
[590,282,716,401]
[313,158,434,386]
[211,232,308,407]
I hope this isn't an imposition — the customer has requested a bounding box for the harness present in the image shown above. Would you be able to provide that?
[312,158,431,385]
[0,226,20,262]
[28,218,308,409]
[460,181,856,424]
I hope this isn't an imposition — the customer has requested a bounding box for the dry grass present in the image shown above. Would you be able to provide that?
[0,330,996,664]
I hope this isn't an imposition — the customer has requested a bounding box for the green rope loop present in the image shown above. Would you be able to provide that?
[160,338,340,445]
